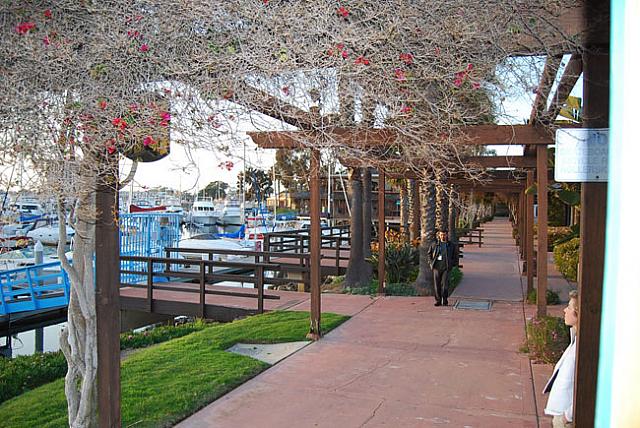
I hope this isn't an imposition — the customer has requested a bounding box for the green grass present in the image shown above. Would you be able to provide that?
[0,311,349,428]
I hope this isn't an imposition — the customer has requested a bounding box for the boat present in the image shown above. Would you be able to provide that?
[0,246,68,272]
[10,198,46,218]
[26,223,75,246]
[129,203,167,213]
[188,197,218,227]
[219,200,243,227]
[177,232,254,261]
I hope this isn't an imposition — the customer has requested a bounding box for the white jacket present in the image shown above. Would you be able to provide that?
[543,329,577,422]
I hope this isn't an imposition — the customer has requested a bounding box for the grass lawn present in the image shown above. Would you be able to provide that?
[0,311,349,428]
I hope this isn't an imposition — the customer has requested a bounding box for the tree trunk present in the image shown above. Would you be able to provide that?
[344,168,371,287]
[448,184,458,243]
[414,178,436,295]
[408,179,420,242]
[435,179,449,233]
[362,167,373,258]
[57,193,99,428]
[400,179,409,242]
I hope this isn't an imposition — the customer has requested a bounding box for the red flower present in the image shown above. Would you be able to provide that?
[466,63,473,71]
[163,88,172,95]
[281,86,290,96]
[355,56,370,65]
[15,22,36,35]
[336,43,344,50]
[44,9,52,19]
[160,111,171,121]
[341,50,348,59]
[472,81,481,90]
[400,105,413,114]
[337,6,349,17]
[98,100,107,110]
[143,136,156,147]
[394,68,407,82]
[106,140,117,155]
[139,44,149,52]
[263,0,269,4]
[111,117,127,130]
[223,89,234,99]
[42,36,50,46]
[434,47,441,56]
[399,53,414,65]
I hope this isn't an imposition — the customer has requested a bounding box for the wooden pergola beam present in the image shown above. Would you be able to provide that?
[248,124,559,149]
[541,54,584,124]
[464,155,537,168]
[530,56,563,125]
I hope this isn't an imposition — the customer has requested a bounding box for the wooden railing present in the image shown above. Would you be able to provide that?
[456,228,484,247]
[120,254,288,316]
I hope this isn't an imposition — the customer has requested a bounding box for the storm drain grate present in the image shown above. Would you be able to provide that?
[454,299,492,311]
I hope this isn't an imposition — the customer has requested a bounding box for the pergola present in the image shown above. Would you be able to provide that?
[244,3,608,426]
[92,1,608,426]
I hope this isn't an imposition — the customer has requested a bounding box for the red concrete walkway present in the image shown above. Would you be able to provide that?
[177,217,558,427]
[452,217,524,302]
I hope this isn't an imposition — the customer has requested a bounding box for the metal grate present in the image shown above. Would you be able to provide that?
[454,299,492,311]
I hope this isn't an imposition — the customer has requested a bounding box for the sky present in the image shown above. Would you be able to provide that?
[126,55,583,194]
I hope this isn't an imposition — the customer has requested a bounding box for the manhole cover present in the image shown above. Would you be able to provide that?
[454,300,492,311]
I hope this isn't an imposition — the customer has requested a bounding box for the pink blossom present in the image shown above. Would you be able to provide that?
[337,6,349,17]
[341,50,348,59]
[160,111,171,121]
[400,105,413,114]
[281,86,290,96]
[355,56,370,66]
[44,9,52,19]
[399,53,414,65]
[143,136,156,147]
[394,68,407,82]
[43,36,51,46]
[139,43,149,52]
[434,47,441,56]
[15,22,36,35]
[99,100,108,110]
[472,81,481,90]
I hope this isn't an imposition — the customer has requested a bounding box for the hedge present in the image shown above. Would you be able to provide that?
[553,237,580,282]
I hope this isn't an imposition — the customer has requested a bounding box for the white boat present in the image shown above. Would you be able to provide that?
[10,198,46,218]
[0,246,69,272]
[189,197,218,227]
[219,200,243,226]
[163,198,184,220]
[177,233,254,261]
[26,224,75,246]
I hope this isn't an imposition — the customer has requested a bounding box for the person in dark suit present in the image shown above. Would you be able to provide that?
[429,229,457,306]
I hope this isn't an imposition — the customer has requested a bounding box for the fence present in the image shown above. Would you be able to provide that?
[119,213,182,284]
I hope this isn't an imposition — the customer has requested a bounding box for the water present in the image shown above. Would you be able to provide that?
[2,322,65,357]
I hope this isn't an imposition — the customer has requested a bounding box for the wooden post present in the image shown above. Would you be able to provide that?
[518,192,525,258]
[307,149,322,340]
[526,170,535,295]
[146,259,153,312]
[574,1,609,423]
[95,176,121,427]
[199,261,205,318]
[257,265,264,314]
[377,169,386,295]
[536,145,548,317]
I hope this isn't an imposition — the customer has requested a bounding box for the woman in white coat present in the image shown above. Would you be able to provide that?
[543,290,579,427]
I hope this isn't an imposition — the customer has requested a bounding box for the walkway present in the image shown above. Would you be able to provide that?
[451,217,524,302]
[179,219,548,427]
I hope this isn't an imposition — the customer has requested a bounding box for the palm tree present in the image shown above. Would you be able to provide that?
[414,177,436,295]
[435,179,449,232]
[408,179,420,242]
[344,167,372,287]
[400,179,410,242]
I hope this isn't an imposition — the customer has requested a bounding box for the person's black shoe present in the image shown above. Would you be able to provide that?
[434,301,442,307]
[443,299,449,306]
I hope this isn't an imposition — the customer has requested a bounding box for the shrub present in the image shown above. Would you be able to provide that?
[0,351,67,404]
[553,237,580,282]
[369,232,419,284]
[527,288,561,305]
[523,316,571,364]
[449,266,463,292]
[385,283,418,296]
[547,226,578,251]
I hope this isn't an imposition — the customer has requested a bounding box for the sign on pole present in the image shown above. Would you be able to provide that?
[555,128,609,182]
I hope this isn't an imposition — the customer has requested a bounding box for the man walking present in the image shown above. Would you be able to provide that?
[429,229,457,306]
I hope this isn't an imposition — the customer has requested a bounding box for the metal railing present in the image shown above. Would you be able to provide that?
[0,262,70,315]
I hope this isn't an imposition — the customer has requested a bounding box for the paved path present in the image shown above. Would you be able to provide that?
[452,217,525,302]
[178,217,551,427]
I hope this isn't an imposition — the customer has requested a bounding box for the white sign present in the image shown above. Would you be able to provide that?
[555,128,609,182]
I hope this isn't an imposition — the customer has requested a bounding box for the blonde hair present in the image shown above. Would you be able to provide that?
[569,290,579,315]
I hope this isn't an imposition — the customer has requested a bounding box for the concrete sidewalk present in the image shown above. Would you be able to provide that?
[451,217,524,302]
[178,217,549,427]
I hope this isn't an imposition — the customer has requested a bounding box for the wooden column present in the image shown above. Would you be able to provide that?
[518,191,525,259]
[307,149,322,340]
[574,0,609,422]
[526,170,535,296]
[377,170,386,294]
[536,145,548,317]
[96,175,121,427]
